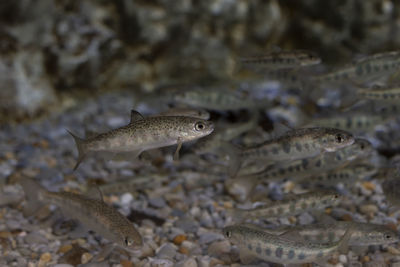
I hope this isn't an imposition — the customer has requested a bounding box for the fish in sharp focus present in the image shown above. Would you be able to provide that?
[264,221,399,246]
[239,49,321,70]
[68,110,214,170]
[19,177,143,251]
[223,223,353,265]
[226,191,341,222]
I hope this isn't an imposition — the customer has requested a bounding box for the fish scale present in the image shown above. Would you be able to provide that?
[20,178,143,251]
[228,191,341,222]
[223,224,352,264]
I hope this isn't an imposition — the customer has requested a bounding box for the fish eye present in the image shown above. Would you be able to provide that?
[225,230,232,238]
[334,194,339,199]
[125,237,133,246]
[385,234,392,239]
[195,121,205,131]
[360,143,365,149]
[335,134,344,143]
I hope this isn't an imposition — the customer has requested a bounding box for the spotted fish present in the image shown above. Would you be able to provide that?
[227,191,341,222]
[223,224,353,265]
[20,177,143,251]
[68,110,214,170]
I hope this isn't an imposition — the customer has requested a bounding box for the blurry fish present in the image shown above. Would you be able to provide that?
[156,107,210,120]
[298,164,377,189]
[382,177,400,207]
[173,87,270,111]
[227,191,341,222]
[311,51,400,84]
[230,127,354,175]
[223,223,353,265]
[226,138,372,201]
[357,86,400,102]
[20,177,143,251]
[68,110,214,170]
[239,49,321,70]
[265,221,398,246]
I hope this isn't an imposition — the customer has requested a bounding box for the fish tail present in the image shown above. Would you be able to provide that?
[19,177,46,217]
[67,130,87,171]
[337,224,355,254]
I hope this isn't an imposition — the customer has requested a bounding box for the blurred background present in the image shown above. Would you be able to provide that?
[0,0,399,122]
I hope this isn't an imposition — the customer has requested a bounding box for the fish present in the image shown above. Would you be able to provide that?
[297,164,377,189]
[19,177,143,251]
[305,114,383,134]
[231,127,354,175]
[226,138,372,201]
[311,51,400,84]
[382,177,400,207]
[156,107,210,120]
[223,223,353,265]
[68,110,214,170]
[357,86,400,101]
[226,191,341,222]
[239,49,321,70]
[173,87,270,111]
[265,221,399,246]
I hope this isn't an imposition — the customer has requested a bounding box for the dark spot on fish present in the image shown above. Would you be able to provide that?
[346,118,352,128]
[248,244,253,250]
[289,204,295,212]
[302,159,309,169]
[296,165,301,171]
[335,122,340,127]
[365,64,371,73]
[304,143,310,150]
[374,65,380,72]
[317,252,324,258]
[279,169,285,175]
[315,160,321,167]
[275,247,283,258]
[288,166,294,172]
[265,247,271,256]
[335,154,342,161]
[256,246,262,254]
[301,202,307,209]
[356,66,363,76]
[357,120,362,127]
[298,253,306,260]
[272,147,279,154]
[282,142,291,154]
[277,207,284,213]
[383,94,389,99]
[384,64,389,70]
[288,250,295,259]
[296,143,302,152]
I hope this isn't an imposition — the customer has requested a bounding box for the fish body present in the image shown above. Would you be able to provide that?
[68,110,214,170]
[240,127,354,166]
[358,86,400,101]
[306,114,382,133]
[223,224,352,264]
[298,164,377,189]
[239,50,321,70]
[156,108,210,120]
[20,178,142,251]
[228,191,341,221]
[266,222,398,246]
[312,51,400,84]
[173,88,269,111]
[382,177,400,206]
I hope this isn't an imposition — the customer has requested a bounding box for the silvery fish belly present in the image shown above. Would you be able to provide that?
[68,110,214,170]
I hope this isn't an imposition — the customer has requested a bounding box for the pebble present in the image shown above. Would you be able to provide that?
[207,240,231,256]
[81,252,93,264]
[149,197,167,209]
[25,232,48,245]
[181,257,197,267]
[53,265,74,267]
[156,243,177,260]
[120,193,134,206]
[175,217,199,233]
[198,231,224,245]
[298,212,314,225]
[172,234,187,245]
[38,252,52,267]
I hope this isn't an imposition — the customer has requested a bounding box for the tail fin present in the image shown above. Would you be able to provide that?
[19,177,46,217]
[67,130,87,171]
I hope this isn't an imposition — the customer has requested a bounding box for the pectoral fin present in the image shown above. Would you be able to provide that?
[174,139,182,161]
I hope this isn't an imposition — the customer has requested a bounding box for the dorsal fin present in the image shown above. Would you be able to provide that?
[130,110,144,124]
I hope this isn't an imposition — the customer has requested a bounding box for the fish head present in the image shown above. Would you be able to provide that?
[361,227,399,245]
[223,225,242,244]
[344,138,373,159]
[353,164,377,176]
[318,191,342,205]
[118,226,143,251]
[321,128,354,152]
[177,117,214,142]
